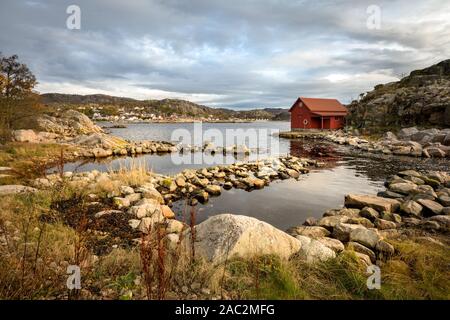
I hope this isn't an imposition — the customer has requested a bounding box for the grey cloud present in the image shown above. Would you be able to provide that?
[0,0,449,108]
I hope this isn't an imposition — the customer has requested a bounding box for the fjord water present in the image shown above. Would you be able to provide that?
[56,122,448,229]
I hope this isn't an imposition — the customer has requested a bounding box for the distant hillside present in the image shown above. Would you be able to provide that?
[40,93,289,121]
[347,59,450,130]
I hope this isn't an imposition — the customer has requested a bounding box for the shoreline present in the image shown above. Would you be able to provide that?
[1,138,449,299]
[279,128,450,159]
[97,119,280,125]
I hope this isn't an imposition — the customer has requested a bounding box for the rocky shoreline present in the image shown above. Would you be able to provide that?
[34,155,316,205]
[12,110,257,161]
[280,127,450,158]
[4,109,449,271]
[24,155,449,267]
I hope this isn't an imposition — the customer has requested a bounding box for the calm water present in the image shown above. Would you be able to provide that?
[55,121,448,229]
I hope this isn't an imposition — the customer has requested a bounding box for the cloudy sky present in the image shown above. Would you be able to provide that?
[1,0,449,108]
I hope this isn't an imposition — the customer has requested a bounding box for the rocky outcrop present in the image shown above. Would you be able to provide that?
[13,110,177,157]
[181,214,302,264]
[12,110,103,143]
[347,60,450,129]
[33,110,103,136]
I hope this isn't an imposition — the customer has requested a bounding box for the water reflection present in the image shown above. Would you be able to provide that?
[49,122,448,229]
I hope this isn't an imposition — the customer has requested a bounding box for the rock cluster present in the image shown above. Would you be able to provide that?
[72,133,177,158]
[179,142,251,155]
[323,128,450,158]
[288,169,450,266]
[35,156,316,207]
[140,156,313,206]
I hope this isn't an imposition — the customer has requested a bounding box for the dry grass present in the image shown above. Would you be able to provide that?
[108,159,152,187]
[380,239,450,299]
[0,142,77,183]
[0,179,448,300]
[0,191,78,299]
[218,238,450,300]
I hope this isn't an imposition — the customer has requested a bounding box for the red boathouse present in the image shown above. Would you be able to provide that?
[289,97,347,130]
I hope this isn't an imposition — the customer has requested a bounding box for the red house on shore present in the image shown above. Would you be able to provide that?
[289,97,347,130]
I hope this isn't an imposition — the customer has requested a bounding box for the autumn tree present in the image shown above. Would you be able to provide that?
[0,53,41,142]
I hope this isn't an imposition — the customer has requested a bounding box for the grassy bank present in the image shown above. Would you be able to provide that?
[0,181,449,300]
[0,142,81,185]
[0,143,448,300]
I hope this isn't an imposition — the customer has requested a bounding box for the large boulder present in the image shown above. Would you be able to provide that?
[182,214,301,264]
[344,194,400,213]
[25,110,104,137]
[40,110,103,135]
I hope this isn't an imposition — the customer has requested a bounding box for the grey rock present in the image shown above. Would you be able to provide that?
[397,127,419,139]
[347,241,376,262]
[428,215,450,229]
[417,199,444,215]
[120,185,135,195]
[181,214,301,264]
[294,235,336,264]
[345,194,400,213]
[331,223,362,242]
[400,200,423,217]
[0,185,37,196]
[375,240,395,256]
[287,226,330,239]
[349,227,380,249]
[94,209,122,218]
[359,207,380,221]
[389,182,418,195]
[420,220,440,231]
[374,218,397,230]
[438,195,450,207]
[316,237,345,253]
